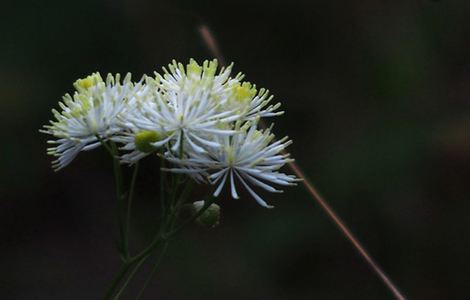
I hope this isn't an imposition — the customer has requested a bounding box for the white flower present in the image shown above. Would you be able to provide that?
[41,59,298,208]
[158,59,283,121]
[114,59,286,165]
[158,59,239,97]
[41,73,138,170]
[153,86,240,154]
[111,79,167,164]
[165,121,298,208]
[222,81,284,120]
[122,64,240,159]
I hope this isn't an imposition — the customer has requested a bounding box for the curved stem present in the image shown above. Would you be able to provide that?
[106,180,212,299]
[124,161,140,258]
[112,184,184,299]
[175,180,194,208]
[178,131,184,159]
[113,256,149,300]
[134,242,170,300]
[102,263,131,300]
[165,195,215,238]
[110,141,126,257]
[159,154,167,228]
[97,136,126,257]
[132,184,183,300]
[96,135,114,156]
[130,191,213,266]
[108,137,200,299]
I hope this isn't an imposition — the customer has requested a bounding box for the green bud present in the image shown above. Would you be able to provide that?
[192,200,220,228]
[134,130,161,153]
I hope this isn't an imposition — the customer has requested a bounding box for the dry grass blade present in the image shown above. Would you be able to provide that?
[198,23,406,300]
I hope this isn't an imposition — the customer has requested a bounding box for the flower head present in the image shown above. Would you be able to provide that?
[41,59,298,208]
[158,59,237,96]
[41,73,137,170]
[165,121,298,208]
[118,60,241,162]
[157,59,283,121]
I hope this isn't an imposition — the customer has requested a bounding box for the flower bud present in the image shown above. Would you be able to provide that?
[134,130,162,153]
[192,200,220,228]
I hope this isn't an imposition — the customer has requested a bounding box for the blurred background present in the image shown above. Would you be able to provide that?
[1,0,470,299]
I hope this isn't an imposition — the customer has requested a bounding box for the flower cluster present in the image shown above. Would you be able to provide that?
[42,59,298,207]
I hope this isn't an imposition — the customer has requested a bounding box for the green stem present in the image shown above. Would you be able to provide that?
[102,263,131,300]
[124,161,139,258]
[159,154,167,229]
[108,186,214,299]
[178,131,184,159]
[113,256,149,300]
[97,136,126,257]
[121,195,214,300]
[96,135,114,156]
[166,195,216,237]
[137,194,215,263]
[134,242,169,300]
[113,198,177,299]
[175,180,194,209]
[108,136,201,299]
[109,141,126,257]
[133,184,181,300]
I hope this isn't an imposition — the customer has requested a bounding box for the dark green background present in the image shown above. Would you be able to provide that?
[1,0,469,299]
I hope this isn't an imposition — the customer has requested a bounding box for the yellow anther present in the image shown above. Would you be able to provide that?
[187,59,202,78]
[234,82,257,102]
[74,73,103,89]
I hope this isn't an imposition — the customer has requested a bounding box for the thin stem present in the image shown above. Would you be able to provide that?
[134,241,170,300]
[102,263,131,300]
[168,131,185,206]
[110,178,210,299]
[129,235,162,264]
[96,135,114,156]
[97,136,126,257]
[288,165,406,300]
[113,256,149,300]
[175,180,194,210]
[166,195,215,238]
[113,178,187,299]
[198,24,225,66]
[125,161,140,258]
[178,131,184,159]
[198,23,406,300]
[129,191,177,264]
[160,154,167,228]
[110,141,126,257]
[133,182,186,300]
[130,192,213,266]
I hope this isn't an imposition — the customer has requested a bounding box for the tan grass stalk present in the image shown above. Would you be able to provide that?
[198,23,406,300]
